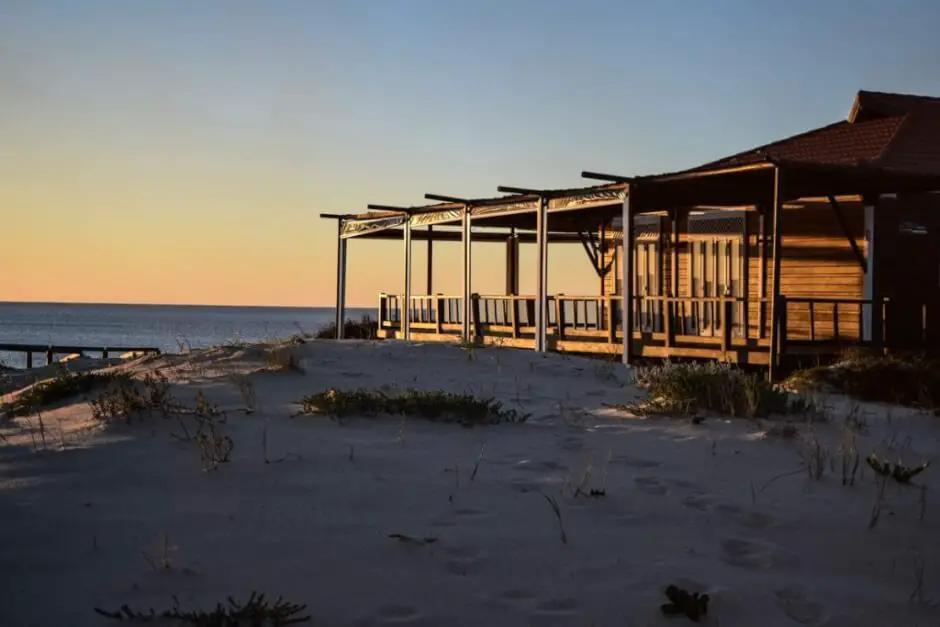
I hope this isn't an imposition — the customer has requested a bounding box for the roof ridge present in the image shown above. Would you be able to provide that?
[872,112,913,165]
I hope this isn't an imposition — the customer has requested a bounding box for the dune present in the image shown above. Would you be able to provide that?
[1,340,938,626]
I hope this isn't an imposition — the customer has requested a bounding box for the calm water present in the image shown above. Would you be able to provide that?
[0,302,372,369]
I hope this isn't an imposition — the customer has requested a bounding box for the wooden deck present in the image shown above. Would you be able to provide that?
[374,292,922,367]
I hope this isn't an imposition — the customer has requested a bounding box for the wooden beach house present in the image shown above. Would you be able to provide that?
[321,90,940,378]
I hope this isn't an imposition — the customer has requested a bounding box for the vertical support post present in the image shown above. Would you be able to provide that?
[758,211,768,338]
[506,228,520,295]
[426,225,434,295]
[622,185,634,364]
[768,168,784,380]
[461,205,472,341]
[335,220,348,339]
[535,196,549,353]
[555,295,566,341]
[721,298,732,357]
[742,212,750,340]
[47,349,54,366]
[403,219,413,341]
[26,352,33,369]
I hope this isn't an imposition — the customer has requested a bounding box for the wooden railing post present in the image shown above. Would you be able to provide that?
[435,295,444,334]
[555,295,566,341]
[778,296,789,359]
[26,352,33,369]
[721,299,732,356]
[46,349,54,366]
[808,301,816,341]
[471,293,483,342]
[833,303,841,346]
[379,293,388,329]
[664,297,674,348]
[510,298,520,338]
[606,296,616,345]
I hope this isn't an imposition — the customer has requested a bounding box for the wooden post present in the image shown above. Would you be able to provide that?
[606,296,616,345]
[721,299,733,356]
[435,295,444,334]
[102,348,109,359]
[335,219,348,339]
[506,228,519,296]
[46,349,54,366]
[768,168,784,380]
[779,296,789,358]
[555,295,566,341]
[622,185,634,365]
[833,303,841,345]
[665,296,674,348]
[511,297,520,338]
[535,196,549,353]
[461,205,473,342]
[471,293,482,343]
[426,225,434,295]
[809,301,816,341]
[742,212,750,339]
[379,293,388,329]
[758,211,767,339]
[26,352,33,369]
[403,220,413,341]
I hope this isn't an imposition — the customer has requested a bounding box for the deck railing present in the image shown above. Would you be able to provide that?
[376,292,935,365]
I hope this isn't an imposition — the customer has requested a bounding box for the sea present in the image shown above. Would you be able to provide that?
[0,302,372,369]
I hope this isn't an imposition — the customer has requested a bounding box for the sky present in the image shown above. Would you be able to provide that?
[2,0,939,307]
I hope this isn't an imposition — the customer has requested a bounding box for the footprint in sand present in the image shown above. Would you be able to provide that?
[373,604,425,625]
[441,545,487,576]
[682,494,718,511]
[634,476,670,495]
[719,537,778,570]
[616,456,662,469]
[773,586,829,625]
[532,597,583,615]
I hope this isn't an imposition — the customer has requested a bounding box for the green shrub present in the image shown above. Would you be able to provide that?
[314,315,379,340]
[298,388,528,426]
[4,369,131,418]
[630,361,807,418]
[789,355,940,410]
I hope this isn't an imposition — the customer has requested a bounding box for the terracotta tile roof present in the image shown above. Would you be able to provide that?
[697,117,904,170]
[876,102,940,174]
[693,90,940,176]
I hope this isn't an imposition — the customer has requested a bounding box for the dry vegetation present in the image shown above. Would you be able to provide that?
[789,353,940,411]
[298,388,529,426]
[622,361,816,419]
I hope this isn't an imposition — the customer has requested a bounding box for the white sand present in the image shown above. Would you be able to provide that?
[1,341,938,626]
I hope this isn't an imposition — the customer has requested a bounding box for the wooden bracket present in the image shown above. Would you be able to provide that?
[578,230,614,278]
[828,196,867,273]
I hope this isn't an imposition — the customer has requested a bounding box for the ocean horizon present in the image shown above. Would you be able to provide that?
[0,301,373,369]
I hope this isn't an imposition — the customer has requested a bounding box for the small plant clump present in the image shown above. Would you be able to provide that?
[94,591,311,625]
[625,361,811,419]
[314,315,379,340]
[866,453,930,484]
[266,346,305,374]
[298,388,529,426]
[90,372,175,423]
[660,584,710,622]
[4,369,131,419]
[789,354,940,410]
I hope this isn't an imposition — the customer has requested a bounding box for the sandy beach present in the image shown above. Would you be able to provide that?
[1,340,938,626]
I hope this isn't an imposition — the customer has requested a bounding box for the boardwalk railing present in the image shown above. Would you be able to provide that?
[0,343,161,369]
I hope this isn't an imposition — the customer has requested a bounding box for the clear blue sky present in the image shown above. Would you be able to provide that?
[3,0,938,306]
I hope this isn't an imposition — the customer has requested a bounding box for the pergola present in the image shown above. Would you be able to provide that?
[321,157,940,378]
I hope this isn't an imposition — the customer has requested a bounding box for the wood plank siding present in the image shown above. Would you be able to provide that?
[598,196,870,342]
